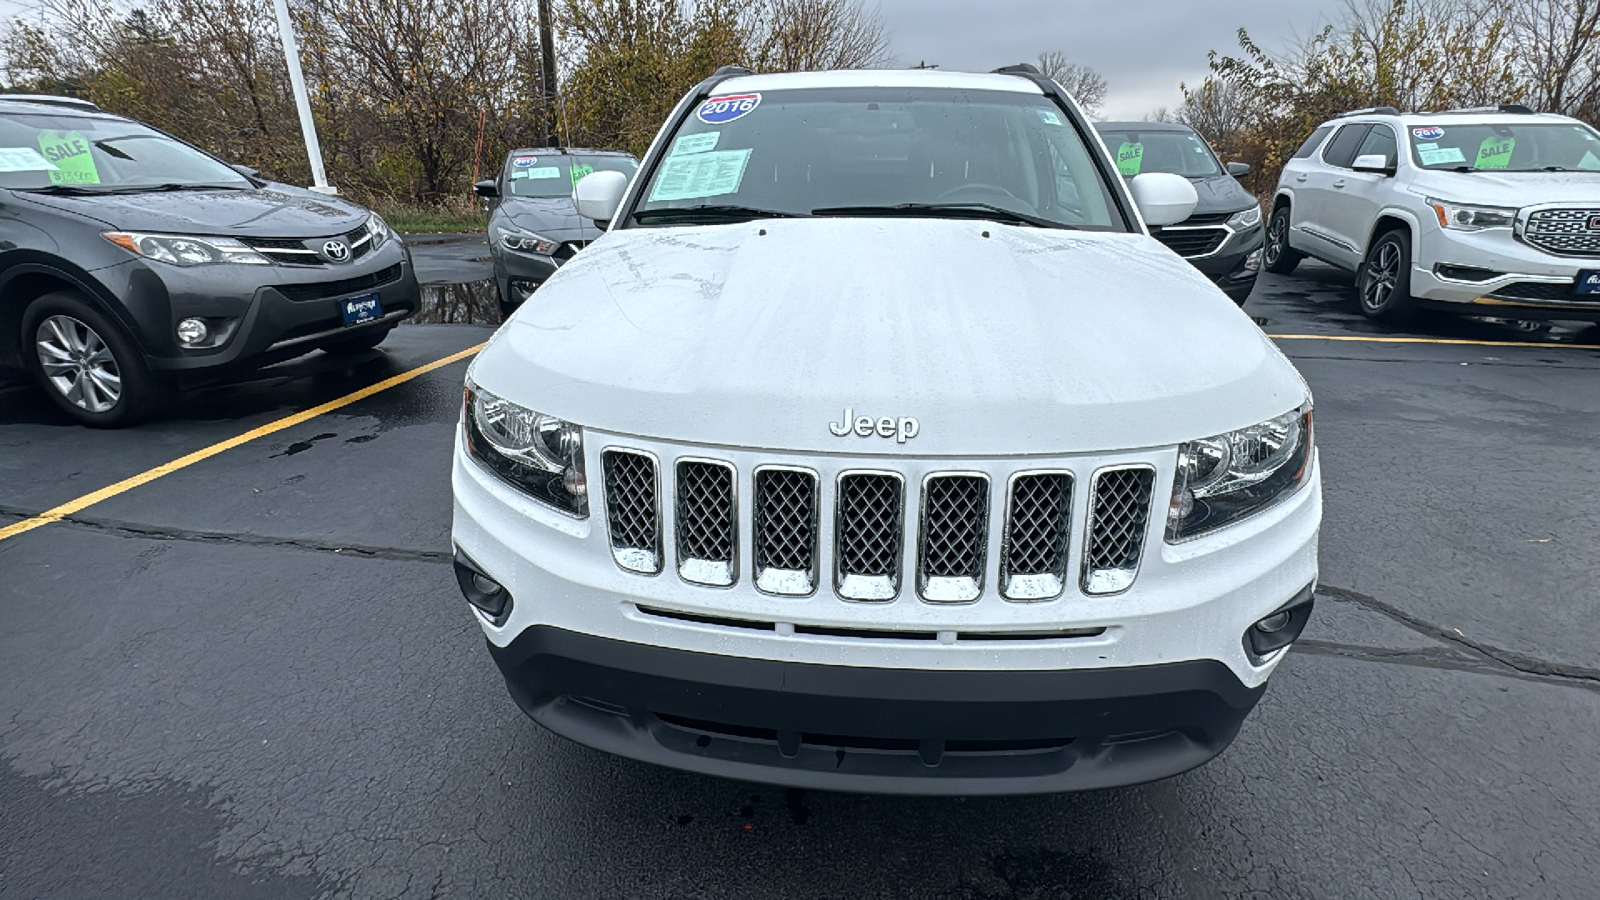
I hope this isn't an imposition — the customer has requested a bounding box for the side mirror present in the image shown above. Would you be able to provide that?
[574,170,629,227]
[473,179,501,199]
[1226,161,1252,178]
[1129,172,1199,227]
[231,163,260,179]
[1352,154,1395,176]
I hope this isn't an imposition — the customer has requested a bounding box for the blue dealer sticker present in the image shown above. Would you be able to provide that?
[512,156,537,168]
[697,93,761,125]
[1412,127,1444,141]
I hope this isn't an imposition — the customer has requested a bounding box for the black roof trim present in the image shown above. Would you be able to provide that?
[0,94,102,112]
[1337,106,1402,118]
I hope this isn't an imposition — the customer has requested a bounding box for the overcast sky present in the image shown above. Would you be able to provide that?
[873,0,1348,119]
[0,0,1348,119]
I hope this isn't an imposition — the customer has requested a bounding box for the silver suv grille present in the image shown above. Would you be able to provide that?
[1523,208,1600,257]
[675,460,736,586]
[917,474,989,602]
[1000,473,1074,601]
[835,473,905,601]
[753,467,819,595]
[601,450,661,573]
[1082,466,1156,595]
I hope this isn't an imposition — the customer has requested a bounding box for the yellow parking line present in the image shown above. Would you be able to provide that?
[1268,333,1600,350]
[0,343,483,544]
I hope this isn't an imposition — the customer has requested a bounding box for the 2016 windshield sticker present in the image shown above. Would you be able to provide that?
[1413,126,1445,140]
[1476,136,1515,170]
[512,156,537,168]
[697,93,761,125]
[1036,108,1063,126]
[1419,146,1467,165]
[512,166,561,180]
[0,147,58,173]
[670,132,721,156]
[648,148,752,202]
[36,131,99,185]
[1116,141,1144,177]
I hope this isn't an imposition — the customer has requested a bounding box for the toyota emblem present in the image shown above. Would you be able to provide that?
[322,240,350,262]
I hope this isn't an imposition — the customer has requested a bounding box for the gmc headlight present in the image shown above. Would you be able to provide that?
[463,383,588,518]
[1426,198,1516,231]
[102,231,271,266]
[496,226,559,256]
[1226,206,1262,229]
[1167,404,1313,541]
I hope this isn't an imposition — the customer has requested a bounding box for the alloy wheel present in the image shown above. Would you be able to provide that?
[35,314,122,413]
[1362,241,1401,311]
[1265,215,1286,266]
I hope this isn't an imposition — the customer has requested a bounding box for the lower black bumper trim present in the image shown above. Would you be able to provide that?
[486,625,1267,795]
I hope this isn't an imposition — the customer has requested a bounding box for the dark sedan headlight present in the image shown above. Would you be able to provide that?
[463,382,587,517]
[494,225,559,256]
[1167,404,1313,541]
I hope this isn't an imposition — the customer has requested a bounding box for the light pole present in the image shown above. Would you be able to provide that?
[272,0,335,194]
[537,0,559,147]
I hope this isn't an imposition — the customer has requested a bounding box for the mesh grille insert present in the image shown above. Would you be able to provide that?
[675,460,736,585]
[1082,467,1155,594]
[1002,473,1073,600]
[836,473,903,600]
[602,450,660,573]
[917,475,988,602]
[754,468,818,594]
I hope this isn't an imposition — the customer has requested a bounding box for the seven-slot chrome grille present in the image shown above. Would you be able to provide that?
[1522,208,1600,257]
[598,452,1160,602]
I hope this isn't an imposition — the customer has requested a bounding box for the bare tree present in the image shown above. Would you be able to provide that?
[1036,50,1108,116]
[755,0,893,71]
[1508,0,1600,117]
[1179,76,1248,145]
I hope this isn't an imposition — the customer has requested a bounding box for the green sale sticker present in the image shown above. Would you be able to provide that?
[1116,142,1144,177]
[36,130,100,185]
[1476,136,1515,170]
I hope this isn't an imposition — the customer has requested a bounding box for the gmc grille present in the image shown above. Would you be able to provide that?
[1522,208,1600,257]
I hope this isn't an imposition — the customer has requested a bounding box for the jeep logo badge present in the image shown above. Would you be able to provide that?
[322,240,351,262]
[829,408,920,443]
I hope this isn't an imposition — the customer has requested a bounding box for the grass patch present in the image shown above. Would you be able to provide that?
[373,203,486,234]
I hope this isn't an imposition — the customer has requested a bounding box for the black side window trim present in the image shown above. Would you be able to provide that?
[1322,124,1374,169]
[1292,125,1335,160]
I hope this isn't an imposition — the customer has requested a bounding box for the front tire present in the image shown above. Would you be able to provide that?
[1263,206,1302,274]
[1356,230,1417,322]
[22,291,168,428]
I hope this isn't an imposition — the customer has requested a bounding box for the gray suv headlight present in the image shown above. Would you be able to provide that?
[103,231,271,266]
[463,382,588,518]
[1226,206,1261,229]
[1167,404,1313,541]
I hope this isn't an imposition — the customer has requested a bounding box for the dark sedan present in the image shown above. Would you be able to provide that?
[1096,121,1264,304]
[474,148,638,315]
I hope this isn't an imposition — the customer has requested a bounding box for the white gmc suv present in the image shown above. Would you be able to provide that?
[1267,105,1600,322]
[451,65,1322,795]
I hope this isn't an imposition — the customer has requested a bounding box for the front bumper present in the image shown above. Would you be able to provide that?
[485,623,1277,795]
[493,248,560,309]
[1412,225,1600,320]
[1183,223,1263,301]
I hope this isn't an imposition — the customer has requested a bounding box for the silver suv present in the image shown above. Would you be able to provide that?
[1266,105,1600,322]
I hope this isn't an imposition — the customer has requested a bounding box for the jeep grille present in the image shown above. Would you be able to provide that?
[1001,473,1074,601]
[601,449,661,574]
[753,467,819,596]
[1082,466,1156,595]
[675,459,737,586]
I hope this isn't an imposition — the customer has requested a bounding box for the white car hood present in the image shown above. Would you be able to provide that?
[1409,169,1600,207]
[472,218,1307,456]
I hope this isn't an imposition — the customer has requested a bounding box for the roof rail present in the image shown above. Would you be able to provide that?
[1337,106,1401,118]
[710,65,754,78]
[992,63,1042,76]
[0,94,101,111]
[1435,103,1537,115]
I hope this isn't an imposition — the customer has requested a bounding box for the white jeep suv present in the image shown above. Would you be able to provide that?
[1267,105,1600,322]
[451,65,1322,795]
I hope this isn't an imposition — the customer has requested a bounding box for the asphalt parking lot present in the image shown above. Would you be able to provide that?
[3,238,1599,899]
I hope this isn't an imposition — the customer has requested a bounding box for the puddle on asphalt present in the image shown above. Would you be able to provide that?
[409,280,503,326]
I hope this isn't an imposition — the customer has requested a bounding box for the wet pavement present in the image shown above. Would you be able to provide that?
[2,246,1599,899]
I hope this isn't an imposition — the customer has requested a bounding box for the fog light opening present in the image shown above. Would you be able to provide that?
[1243,249,1262,272]
[176,317,209,346]
[454,549,513,625]
[1255,611,1292,634]
[1244,585,1315,664]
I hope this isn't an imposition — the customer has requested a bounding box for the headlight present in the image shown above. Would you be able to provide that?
[1167,404,1313,541]
[463,382,587,518]
[1426,197,1517,231]
[102,231,271,266]
[365,214,393,249]
[1226,206,1262,229]
[495,226,559,256]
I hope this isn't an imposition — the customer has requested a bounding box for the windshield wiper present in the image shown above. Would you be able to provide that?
[632,205,803,224]
[17,182,243,196]
[811,202,1072,229]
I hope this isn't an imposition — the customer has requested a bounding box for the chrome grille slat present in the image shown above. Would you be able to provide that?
[675,459,737,586]
[753,467,819,596]
[835,472,904,601]
[602,449,661,574]
[1001,472,1074,601]
[917,474,988,603]
[1082,466,1155,596]
[1524,208,1600,257]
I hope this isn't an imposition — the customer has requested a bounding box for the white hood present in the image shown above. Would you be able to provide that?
[1409,169,1600,207]
[471,218,1307,456]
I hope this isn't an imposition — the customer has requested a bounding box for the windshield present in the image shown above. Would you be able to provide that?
[1096,129,1222,178]
[506,153,638,198]
[1408,121,1600,171]
[0,112,251,191]
[631,87,1123,230]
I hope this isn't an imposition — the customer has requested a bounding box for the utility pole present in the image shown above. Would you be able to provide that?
[271,0,334,194]
[537,0,559,147]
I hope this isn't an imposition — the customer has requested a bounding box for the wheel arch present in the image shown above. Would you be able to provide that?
[0,261,138,371]
[1364,210,1420,260]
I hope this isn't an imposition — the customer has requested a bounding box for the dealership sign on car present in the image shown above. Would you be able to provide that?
[697,93,761,125]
